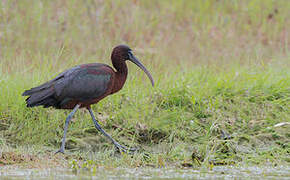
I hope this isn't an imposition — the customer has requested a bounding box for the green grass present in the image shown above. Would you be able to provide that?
[0,0,289,168]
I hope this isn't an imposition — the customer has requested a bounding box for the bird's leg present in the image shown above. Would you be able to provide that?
[87,107,137,153]
[55,104,80,154]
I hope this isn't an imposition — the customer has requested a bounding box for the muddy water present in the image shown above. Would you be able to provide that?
[1,166,289,179]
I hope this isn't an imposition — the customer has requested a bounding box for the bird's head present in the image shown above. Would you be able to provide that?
[112,44,154,86]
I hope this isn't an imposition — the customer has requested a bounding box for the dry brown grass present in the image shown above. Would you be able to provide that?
[0,0,289,74]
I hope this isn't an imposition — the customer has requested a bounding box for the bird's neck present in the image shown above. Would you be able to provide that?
[112,59,128,93]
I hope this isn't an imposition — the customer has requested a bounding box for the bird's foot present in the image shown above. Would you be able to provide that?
[55,148,65,155]
[114,143,138,154]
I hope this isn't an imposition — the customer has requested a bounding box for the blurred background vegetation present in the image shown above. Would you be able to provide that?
[0,0,289,166]
[1,0,289,72]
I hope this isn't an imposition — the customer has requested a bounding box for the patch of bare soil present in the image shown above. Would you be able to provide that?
[0,151,67,168]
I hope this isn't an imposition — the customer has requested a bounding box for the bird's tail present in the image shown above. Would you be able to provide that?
[22,85,57,108]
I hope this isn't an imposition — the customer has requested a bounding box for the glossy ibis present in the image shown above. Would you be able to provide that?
[22,45,154,153]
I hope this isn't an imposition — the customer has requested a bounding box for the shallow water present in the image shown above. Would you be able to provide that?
[0,166,289,179]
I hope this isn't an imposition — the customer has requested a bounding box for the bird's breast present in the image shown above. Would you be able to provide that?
[111,71,127,94]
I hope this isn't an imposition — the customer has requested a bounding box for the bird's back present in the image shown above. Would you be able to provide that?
[23,63,115,109]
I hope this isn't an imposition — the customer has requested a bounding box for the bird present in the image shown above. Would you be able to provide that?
[22,44,154,154]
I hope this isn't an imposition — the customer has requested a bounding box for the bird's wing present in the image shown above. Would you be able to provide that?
[54,64,114,102]
[22,63,114,108]
[22,66,80,96]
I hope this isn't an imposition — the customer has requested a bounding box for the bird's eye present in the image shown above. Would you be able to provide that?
[127,51,133,59]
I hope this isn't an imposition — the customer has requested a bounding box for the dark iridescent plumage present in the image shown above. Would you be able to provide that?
[23,63,114,109]
[22,45,154,153]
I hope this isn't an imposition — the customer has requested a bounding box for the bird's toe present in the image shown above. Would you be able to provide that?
[55,149,65,155]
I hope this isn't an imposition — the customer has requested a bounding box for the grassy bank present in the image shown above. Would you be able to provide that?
[0,0,289,168]
[1,65,289,168]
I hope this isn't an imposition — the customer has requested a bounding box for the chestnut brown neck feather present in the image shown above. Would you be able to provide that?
[111,56,128,94]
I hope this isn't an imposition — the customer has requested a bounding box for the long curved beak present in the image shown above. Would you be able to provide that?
[128,52,154,86]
